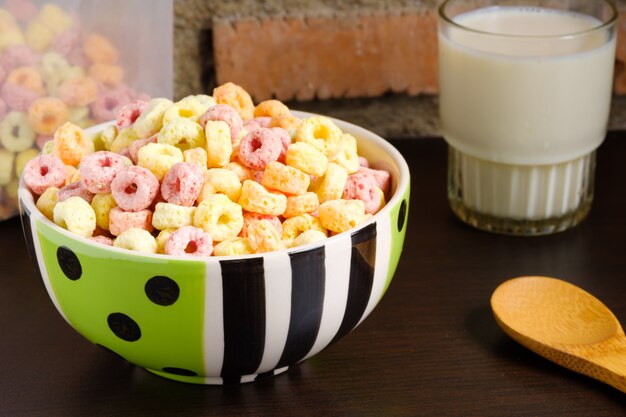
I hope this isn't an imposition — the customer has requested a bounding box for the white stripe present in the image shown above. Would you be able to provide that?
[304,235,352,360]
[256,252,292,373]
[202,261,224,378]
[31,216,69,323]
[358,220,391,326]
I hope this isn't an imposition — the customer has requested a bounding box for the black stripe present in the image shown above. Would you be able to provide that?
[276,246,326,368]
[331,222,377,344]
[19,205,43,281]
[220,257,266,380]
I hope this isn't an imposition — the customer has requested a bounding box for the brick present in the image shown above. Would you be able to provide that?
[212,10,438,102]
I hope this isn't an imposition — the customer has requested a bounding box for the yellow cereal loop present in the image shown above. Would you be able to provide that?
[38,52,70,79]
[137,143,183,181]
[53,196,97,238]
[315,162,348,203]
[158,117,205,151]
[132,98,174,138]
[318,199,366,234]
[238,180,287,216]
[113,228,157,254]
[204,120,232,168]
[193,94,216,109]
[53,122,93,166]
[94,124,118,151]
[38,3,73,33]
[163,96,212,124]
[213,82,254,120]
[295,116,343,156]
[328,133,360,174]
[90,193,117,231]
[193,194,244,242]
[282,214,327,247]
[152,202,196,230]
[0,149,14,185]
[25,20,54,52]
[224,161,253,182]
[198,168,242,203]
[15,148,40,177]
[67,106,91,127]
[155,228,176,254]
[283,192,319,218]
[247,219,286,253]
[110,127,139,153]
[41,139,56,155]
[183,147,208,168]
[0,111,36,152]
[213,237,254,256]
[291,229,327,248]
[254,99,290,119]
[36,187,60,221]
[261,161,310,196]
[67,164,80,184]
[285,142,328,177]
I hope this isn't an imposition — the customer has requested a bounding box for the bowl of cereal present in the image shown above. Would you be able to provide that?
[18,83,410,384]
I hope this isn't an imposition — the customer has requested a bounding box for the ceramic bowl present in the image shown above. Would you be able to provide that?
[18,112,410,384]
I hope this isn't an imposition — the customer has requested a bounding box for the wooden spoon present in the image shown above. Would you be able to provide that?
[491,276,626,392]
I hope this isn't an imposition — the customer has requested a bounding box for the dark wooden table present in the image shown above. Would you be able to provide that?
[2,134,626,416]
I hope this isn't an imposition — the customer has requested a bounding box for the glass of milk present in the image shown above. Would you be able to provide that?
[438,0,618,235]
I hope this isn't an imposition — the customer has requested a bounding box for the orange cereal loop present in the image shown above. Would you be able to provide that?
[254,100,290,119]
[247,219,286,254]
[28,97,68,135]
[269,113,301,133]
[88,63,123,87]
[57,76,98,107]
[53,122,93,166]
[7,66,44,94]
[83,34,119,65]
[213,82,254,120]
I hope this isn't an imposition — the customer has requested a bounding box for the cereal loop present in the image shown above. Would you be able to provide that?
[163,96,212,124]
[291,229,327,248]
[90,192,117,231]
[0,110,36,152]
[52,121,92,166]
[35,186,59,220]
[315,162,348,203]
[247,219,285,253]
[152,202,196,230]
[296,116,343,156]
[160,162,205,206]
[238,180,287,216]
[262,161,310,196]
[282,213,327,246]
[318,199,366,234]
[204,120,233,168]
[183,147,208,169]
[240,212,282,238]
[83,34,119,64]
[254,99,290,119]
[23,154,66,195]
[158,117,205,151]
[213,237,254,257]
[199,103,243,144]
[116,100,148,128]
[108,207,153,236]
[285,142,328,177]
[58,181,94,203]
[29,97,69,135]
[237,128,282,171]
[79,151,127,193]
[193,194,244,242]
[155,228,175,254]
[128,135,156,164]
[283,192,319,218]
[165,226,213,257]
[132,98,173,138]
[213,81,254,120]
[57,76,98,107]
[110,165,159,212]
[53,195,96,238]
[198,168,242,203]
[113,228,157,254]
[6,66,44,94]
[137,142,184,181]
[328,133,360,174]
[88,63,123,87]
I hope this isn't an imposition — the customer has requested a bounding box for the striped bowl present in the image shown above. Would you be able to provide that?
[18,114,410,384]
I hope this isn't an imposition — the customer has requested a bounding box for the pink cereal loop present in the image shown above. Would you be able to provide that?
[23,154,67,195]
[79,151,126,193]
[165,226,213,257]
[110,165,159,212]
[240,212,282,238]
[128,135,157,164]
[116,100,149,128]
[271,127,291,163]
[5,0,38,22]
[199,104,243,143]
[0,83,41,112]
[90,235,113,246]
[160,162,205,207]
[58,181,95,203]
[343,172,379,214]
[244,117,271,132]
[108,207,153,236]
[358,166,391,194]
[0,45,40,71]
[237,128,282,171]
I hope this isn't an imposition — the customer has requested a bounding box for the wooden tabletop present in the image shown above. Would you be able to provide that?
[2,134,626,416]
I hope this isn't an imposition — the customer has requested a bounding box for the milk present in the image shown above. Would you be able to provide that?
[439,6,616,223]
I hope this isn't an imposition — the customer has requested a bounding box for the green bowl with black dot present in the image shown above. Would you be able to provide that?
[18,114,410,384]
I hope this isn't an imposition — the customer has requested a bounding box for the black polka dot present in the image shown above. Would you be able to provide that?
[145,276,180,306]
[57,246,82,280]
[107,313,141,342]
[397,199,407,232]
[162,367,198,377]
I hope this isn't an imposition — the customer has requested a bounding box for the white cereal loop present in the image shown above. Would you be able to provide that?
[282,213,327,247]
[132,98,173,138]
[137,143,184,181]
[152,202,196,230]
[113,228,157,254]
[193,194,244,242]
[53,195,96,238]
[0,111,36,152]
[291,229,327,248]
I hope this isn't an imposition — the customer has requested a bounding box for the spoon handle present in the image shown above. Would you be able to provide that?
[567,335,626,393]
